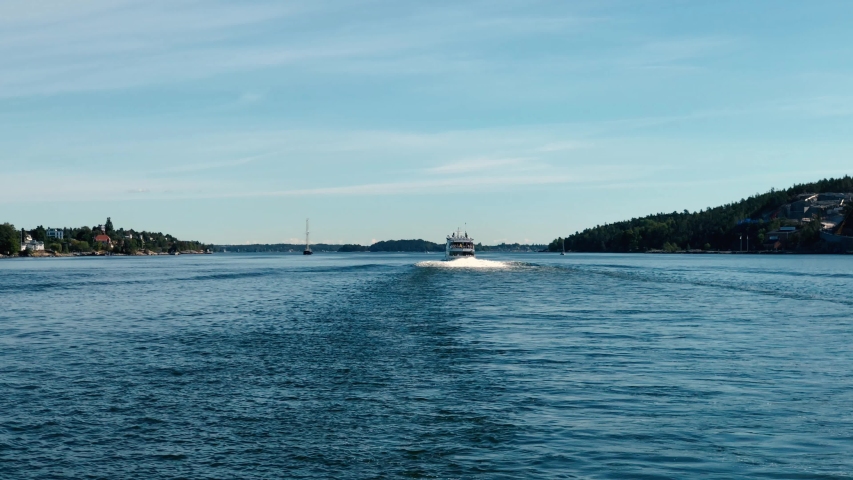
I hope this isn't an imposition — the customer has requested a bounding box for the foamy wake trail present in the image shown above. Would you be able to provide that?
[415,257,517,269]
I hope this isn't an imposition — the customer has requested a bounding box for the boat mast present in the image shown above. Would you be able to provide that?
[305,218,310,250]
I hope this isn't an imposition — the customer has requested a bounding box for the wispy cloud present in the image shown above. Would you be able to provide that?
[226,173,580,198]
[0,161,637,202]
[0,1,606,97]
[624,36,737,70]
[0,170,223,201]
[163,151,276,174]
[537,141,586,152]
[424,157,530,174]
[236,92,265,104]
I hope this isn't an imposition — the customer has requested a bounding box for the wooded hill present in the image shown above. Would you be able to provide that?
[365,239,444,252]
[549,176,853,253]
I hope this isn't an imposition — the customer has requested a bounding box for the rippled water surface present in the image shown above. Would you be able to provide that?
[2,253,852,478]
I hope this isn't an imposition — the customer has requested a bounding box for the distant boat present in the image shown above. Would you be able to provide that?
[303,218,313,255]
[445,227,475,260]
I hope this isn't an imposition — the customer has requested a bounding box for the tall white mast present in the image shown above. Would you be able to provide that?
[305,218,310,250]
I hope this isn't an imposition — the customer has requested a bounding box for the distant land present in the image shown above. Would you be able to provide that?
[550,176,853,254]
[0,217,210,257]
[213,241,546,253]
[16,176,851,259]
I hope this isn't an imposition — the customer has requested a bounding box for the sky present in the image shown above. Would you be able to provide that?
[2,0,852,245]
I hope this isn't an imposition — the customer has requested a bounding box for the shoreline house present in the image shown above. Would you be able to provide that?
[46,228,64,240]
[18,232,43,251]
[94,234,112,248]
[20,233,32,251]
[23,238,45,252]
[763,226,798,251]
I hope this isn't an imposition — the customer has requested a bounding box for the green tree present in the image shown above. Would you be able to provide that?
[69,240,91,252]
[32,225,47,242]
[105,217,114,233]
[75,226,93,242]
[0,223,21,255]
[119,240,138,255]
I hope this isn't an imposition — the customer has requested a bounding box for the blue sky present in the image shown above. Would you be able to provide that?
[2,1,852,245]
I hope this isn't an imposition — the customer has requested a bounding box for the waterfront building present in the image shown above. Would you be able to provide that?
[25,240,45,251]
[20,232,33,251]
[46,228,64,240]
[94,234,112,247]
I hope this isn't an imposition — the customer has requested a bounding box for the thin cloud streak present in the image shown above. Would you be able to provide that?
[163,151,277,174]
[424,157,530,174]
[0,2,606,97]
[231,174,579,198]
[0,171,590,202]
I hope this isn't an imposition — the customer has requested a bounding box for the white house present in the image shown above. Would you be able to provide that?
[46,228,64,240]
[20,234,32,251]
[25,240,45,251]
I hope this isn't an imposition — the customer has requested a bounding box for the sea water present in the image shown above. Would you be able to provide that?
[1,253,852,478]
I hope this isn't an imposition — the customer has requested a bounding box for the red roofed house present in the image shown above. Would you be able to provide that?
[94,234,112,247]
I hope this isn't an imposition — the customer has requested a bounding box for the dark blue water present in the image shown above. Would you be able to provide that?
[2,253,852,478]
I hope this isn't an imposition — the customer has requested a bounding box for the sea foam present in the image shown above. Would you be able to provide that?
[415,257,518,269]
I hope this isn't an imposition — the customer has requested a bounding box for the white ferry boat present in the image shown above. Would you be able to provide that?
[445,228,475,260]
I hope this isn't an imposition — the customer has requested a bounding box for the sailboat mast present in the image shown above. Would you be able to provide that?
[306,218,310,249]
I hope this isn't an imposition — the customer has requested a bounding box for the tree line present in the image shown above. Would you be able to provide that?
[549,176,853,253]
[212,243,342,252]
[0,217,209,255]
[364,239,444,252]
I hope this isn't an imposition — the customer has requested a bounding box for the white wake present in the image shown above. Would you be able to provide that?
[415,257,519,269]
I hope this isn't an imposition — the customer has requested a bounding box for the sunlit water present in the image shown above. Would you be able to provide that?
[2,253,852,478]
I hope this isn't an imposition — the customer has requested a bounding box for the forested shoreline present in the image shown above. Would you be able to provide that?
[549,176,853,253]
[0,217,209,256]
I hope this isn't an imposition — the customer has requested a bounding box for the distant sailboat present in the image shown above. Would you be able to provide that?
[303,218,313,255]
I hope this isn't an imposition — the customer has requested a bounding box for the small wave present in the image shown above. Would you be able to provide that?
[415,257,521,269]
